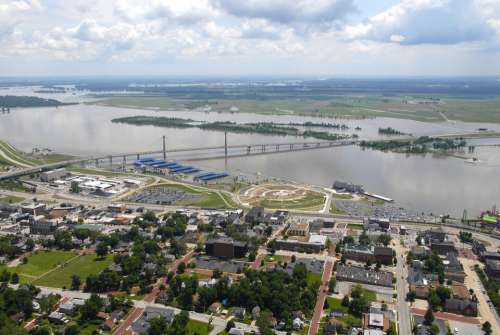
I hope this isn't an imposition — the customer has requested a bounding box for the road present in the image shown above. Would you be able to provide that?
[461,258,500,334]
[308,259,333,335]
[395,240,412,335]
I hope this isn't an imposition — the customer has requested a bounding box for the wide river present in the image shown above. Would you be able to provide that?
[1,99,500,217]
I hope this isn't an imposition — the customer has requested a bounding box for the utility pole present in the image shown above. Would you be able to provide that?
[224,131,228,159]
[162,135,166,160]
[224,131,228,170]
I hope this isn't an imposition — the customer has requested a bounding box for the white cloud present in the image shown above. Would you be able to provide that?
[343,0,499,45]
[214,0,356,25]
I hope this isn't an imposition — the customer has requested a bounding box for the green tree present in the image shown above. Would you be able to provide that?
[256,311,274,335]
[80,293,103,321]
[482,321,492,335]
[328,278,336,292]
[148,316,169,335]
[225,319,235,331]
[10,273,19,284]
[96,242,108,258]
[424,308,434,326]
[25,238,35,251]
[71,275,81,291]
[377,234,392,246]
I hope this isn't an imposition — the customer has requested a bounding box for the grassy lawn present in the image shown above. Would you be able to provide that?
[332,193,353,199]
[347,223,363,230]
[35,153,77,164]
[362,288,377,302]
[330,201,347,215]
[34,254,113,288]
[256,191,326,211]
[336,314,362,327]
[307,272,322,288]
[186,319,214,335]
[14,250,78,280]
[0,180,33,193]
[0,195,25,204]
[325,297,349,313]
[0,141,40,166]
[264,255,286,263]
[68,167,131,178]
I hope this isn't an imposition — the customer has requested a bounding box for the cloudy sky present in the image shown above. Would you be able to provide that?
[1,0,500,76]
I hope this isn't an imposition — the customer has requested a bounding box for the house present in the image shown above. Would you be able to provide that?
[364,218,390,232]
[363,312,390,331]
[102,318,115,331]
[58,302,76,315]
[245,207,264,224]
[232,307,246,320]
[444,252,465,283]
[48,311,68,324]
[444,298,478,316]
[485,259,500,280]
[408,267,438,298]
[132,307,175,334]
[229,328,245,335]
[252,306,261,320]
[430,241,457,255]
[208,302,222,314]
[293,317,305,330]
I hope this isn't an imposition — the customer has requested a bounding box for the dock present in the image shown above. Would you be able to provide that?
[363,192,394,202]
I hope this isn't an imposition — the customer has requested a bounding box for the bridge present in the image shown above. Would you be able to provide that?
[0,139,357,181]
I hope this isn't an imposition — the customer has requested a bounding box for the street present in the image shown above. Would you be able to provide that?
[395,240,412,335]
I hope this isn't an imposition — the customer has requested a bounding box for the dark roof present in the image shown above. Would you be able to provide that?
[374,246,393,256]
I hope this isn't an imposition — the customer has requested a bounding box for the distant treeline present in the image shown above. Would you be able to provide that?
[360,136,466,153]
[111,115,354,141]
[0,95,70,108]
[378,127,405,135]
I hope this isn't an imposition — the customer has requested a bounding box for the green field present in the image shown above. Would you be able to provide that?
[346,223,363,230]
[0,195,25,204]
[13,250,78,282]
[33,253,113,288]
[186,319,214,335]
[94,94,500,124]
[2,251,112,288]
[256,191,326,211]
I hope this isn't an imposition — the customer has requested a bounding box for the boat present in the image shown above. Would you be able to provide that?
[464,157,480,164]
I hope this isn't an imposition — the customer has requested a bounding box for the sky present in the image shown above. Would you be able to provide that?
[0,0,500,77]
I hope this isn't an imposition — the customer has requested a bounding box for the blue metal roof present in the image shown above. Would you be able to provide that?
[194,172,216,179]
[199,172,229,181]
[180,168,200,174]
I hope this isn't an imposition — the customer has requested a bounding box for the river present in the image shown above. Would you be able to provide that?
[1,100,500,217]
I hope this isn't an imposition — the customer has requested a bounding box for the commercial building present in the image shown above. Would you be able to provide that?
[344,244,374,263]
[287,223,310,236]
[40,168,68,182]
[332,181,364,193]
[336,264,393,287]
[245,207,264,224]
[430,241,457,255]
[275,239,323,253]
[30,218,58,235]
[205,237,248,259]
[374,246,393,265]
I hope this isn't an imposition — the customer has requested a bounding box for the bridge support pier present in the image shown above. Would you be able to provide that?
[247,146,251,155]
[276,144,279,151]
[137,154,140,160]
[109,156,112,166]
[261,145,265,152]
[95,159,99,167]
